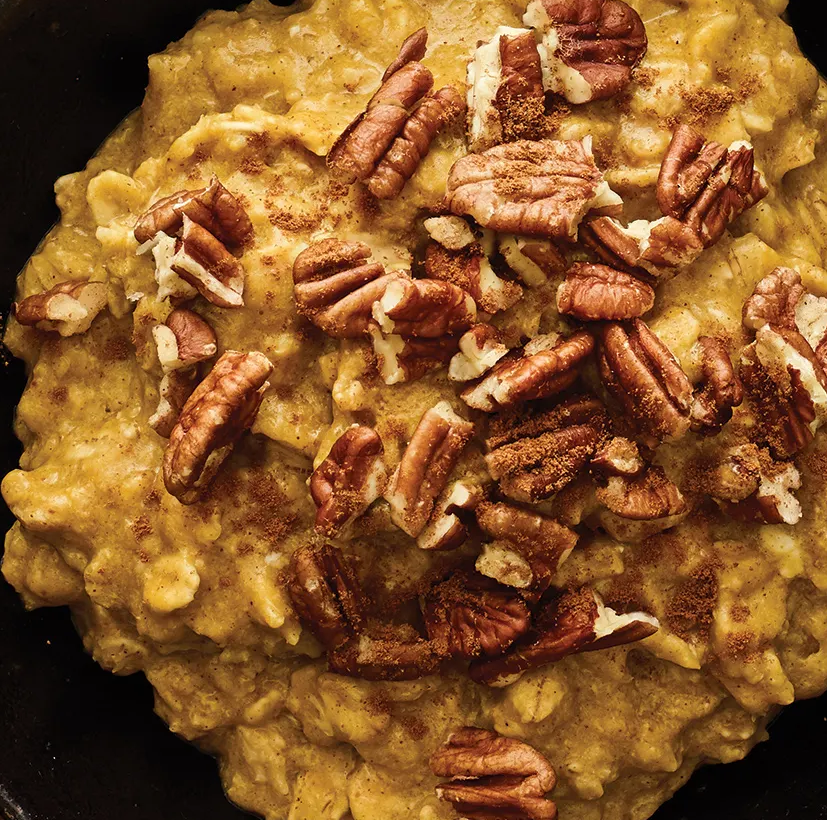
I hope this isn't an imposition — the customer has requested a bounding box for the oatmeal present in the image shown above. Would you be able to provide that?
[4,0,827,818]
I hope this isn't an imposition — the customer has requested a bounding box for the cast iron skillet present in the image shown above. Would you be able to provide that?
[1,2,826,818]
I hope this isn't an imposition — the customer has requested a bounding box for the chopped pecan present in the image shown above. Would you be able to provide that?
[14,280,108,337]
[369,326,458,384]
[740,325,827,458]
[134,176,253,247]
[499,234,567,287]
[425,240,523,314]
[598,319,693,442]
[382,27,428,82]
[794,293,827,369]
[292,239,404,338]
[366,85,465,199]
[445,137,620,239]
[372,276,477,337]
[309,425,387,536]
[328,622,442,681]
[430,728,557,820]
[162,350,273,503]
[476,501,578,594]
[524,0,647,103]
[148,369,197,439]
[287,543,366,650]
[721,452,802,526]
[384,402,475,537]
[423,215,477,250]
[485,395,609,502]
[449,324,509,382]
[424,571,531,659]
[168,216,245,308]
[417,480,484,551]
[595,465,687,520]
[462,330,595,412]
[702,443,762,503]
[742,267,805,332]
[470,587,658,686]
[556,262,654,321]
[590,436,644,478]
[152,308,217,372]
[690,336,743,433]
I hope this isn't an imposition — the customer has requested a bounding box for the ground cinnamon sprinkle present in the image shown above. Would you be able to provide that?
[131,515,153,541]
[103,337,132,362]
[665,561,720,640]
[50,386,68,404]
[664,83,736,129]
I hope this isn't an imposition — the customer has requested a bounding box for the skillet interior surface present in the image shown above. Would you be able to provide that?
[0,1,825,818]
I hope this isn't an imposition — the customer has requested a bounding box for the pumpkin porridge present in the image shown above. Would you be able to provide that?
[4,0,827,817]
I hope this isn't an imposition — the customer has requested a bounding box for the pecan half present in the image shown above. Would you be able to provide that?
[690,336,743,433]
[162,350,273,503]
[742,267,805,332]
[524,0,647,103]
[485,395,610,502]
[328,622,442,681]
[590,436,644,478]
[423,215,477,250]
[134,176,253,247]
[425,240,523,314]
[470,587,658,686]
[369,326,458,385]
[287,543,366,650]
[424,571,531,659]
[556,262,654,321]
[417,480,484,551]
[384,402,475,537]
[740,325,827,458]
[366,85,465,199]
[598,319,693,442]
[721,452,802,526]
[14,280,108,337]
[152,308,217,372]
[476,501,578,594]
[462,330,595,412]
[445,137,620,239]
[169,216,245,308]
[372,276,477,338]
[309,425,387,536]
[148,370,198,439]
[292,239,404,338]
[595,465,687,520]
[449,324,510,382]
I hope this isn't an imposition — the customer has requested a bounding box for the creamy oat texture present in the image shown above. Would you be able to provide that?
[4,0,827,818]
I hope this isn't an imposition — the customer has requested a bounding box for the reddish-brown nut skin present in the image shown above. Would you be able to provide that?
[378,277,477,338]
[430,727,558,820]
[134,176,253,247]
[557,262,655,321]
[13,279,108,335]
[382,27,429,82]
[309,426,387,535]
[163,350,273,503]
[149,370,198,438]
[287,543,366,650]
[366,86,465,200]
[423,571,531,659]
[742,267,804,332]
[691,336,743,433]
[595,465,687,520]
[498,31,545,104]
[590,435,644,478]
[163,308,218,367]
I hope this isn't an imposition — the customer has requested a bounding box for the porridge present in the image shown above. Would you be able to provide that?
[4,0,827,818]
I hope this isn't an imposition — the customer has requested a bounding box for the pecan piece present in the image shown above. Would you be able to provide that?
[382,27,428,82]
[309,425,387,536]
[556,262,654,321]
[721,452,802,526]
[590,436,644,478]
[148,370,198,439]
[462,330,594,412]
[417,480,484,551]
[369,326,458,385]
[287,543,365,650]
[524,0,647,104]
[152,308,217,372]
[499,235,567,287]
[445,137,620,239]
[329,622,442,681]
[372,276,477,338]
[742,267,805,332]
[485,395,609,502]
[701,443,762,503]
[690,336,743,433]
[162,350,273,502]
[134,176,253,247]
[424,571,531,659]
[366,85,465,199]
[423,215,477,250]
[595,465,687,520]
[430,728,557,820]
[476,501,578,595]
[384,402,475,537]
[598,319,693,442]
[169,216,245,308]
[292,239,404,338]
[470,587,658,686]
[449,324,509,382]
[425,239,523,314]
[14,280,108,336]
